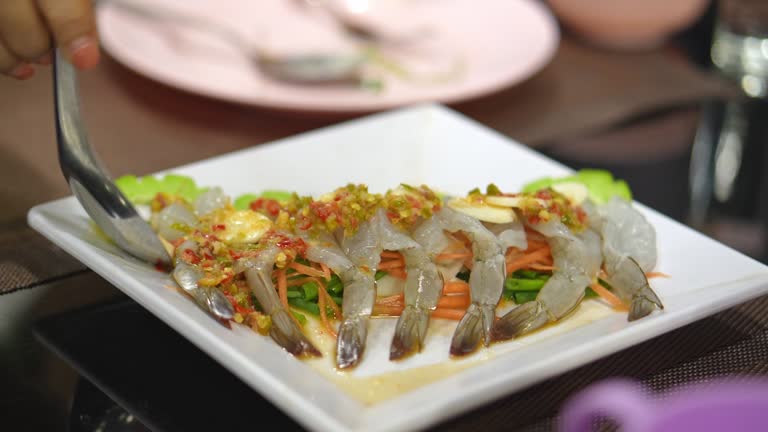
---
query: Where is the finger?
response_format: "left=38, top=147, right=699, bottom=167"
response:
left=36, top=0, right=99, bottom=70
left=0, top=40, right=34, bottom=79
left=0, top=0, right=51, bottom=62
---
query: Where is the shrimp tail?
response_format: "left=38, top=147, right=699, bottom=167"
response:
left=336, top=315, right=368, bottom=369
left=449, top=303, right=495, bottom=356
left=245, top=265, right=321, bottom=358
left=389, top=305, right=430, bottom=360
left=490, top=301, right=550, bottom=341
left=628, top=282, right=664, bottom=321
left=607, top=257, right=664, bottom=321
left=174, top=261, right=235, bottom=322
left=269, top=308, right=322, bottom=357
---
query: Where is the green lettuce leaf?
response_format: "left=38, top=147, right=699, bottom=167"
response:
left=115, top=173, right=209, bottom=204
left=522, top=169, right=632, bottom=204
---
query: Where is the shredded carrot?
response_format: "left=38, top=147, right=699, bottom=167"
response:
left=435, top=252, right=472, bottom=261
left=376, top=293, right=405, bottom=305
left=443, top=280, right=470, bottom=294
left=385, top=267, right=408, bottom=280
left=524, top=240, right=550, bottom=251
left=437, top=294, right=469, bottom=309
left=646, top=271, right=670, bottom=279
left=317, top=262, right=332, bottom=281
left=316, top=281, right=332, bottom=335
left=380, top=251, right=403, bottom=259
left=590, top=282, right=628, bottom=311
left=372, top=304, right=404, bottom=316
left=378, top=259, right=406, bottom=270
left=431, top=308, right=465, bottom=320
left=276, top=269, right=288, bottom=308
left=373, top=304, right=465, bottom=321
left=506, top=247, right=552, bottom=273
left=529, top=263, right=556, bottom=271
left=287, top=261, right=326, bottom=278
left=286, top=276, right=316, bottom=287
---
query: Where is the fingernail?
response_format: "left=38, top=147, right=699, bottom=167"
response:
left=10, top=63, right=35, bottom=80
left=69, top=36, right=100, bottom=70
left=36, top=53, right=52, bottom=66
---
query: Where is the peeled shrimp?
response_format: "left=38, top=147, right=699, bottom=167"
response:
left=239, top=244, right=321, bottom=357
left=335, top=208, right=429, bottom=368
left=597, top=197, right=663, bottom=320
left=491, top=224, right=603, bottom=341
left=389, top=224, right=443, bottom=361
left=172, top=240, right=235, bottom=323
left=420, top=207, right=506, bottom=356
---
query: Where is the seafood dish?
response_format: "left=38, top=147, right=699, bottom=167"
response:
left=115, top=169, right=665, bottom=370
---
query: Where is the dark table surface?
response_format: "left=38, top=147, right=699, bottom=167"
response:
left=2, top=4, right=768, bottom=431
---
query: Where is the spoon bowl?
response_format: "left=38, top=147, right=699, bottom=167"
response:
left=53, top=49, right=170, bottom=265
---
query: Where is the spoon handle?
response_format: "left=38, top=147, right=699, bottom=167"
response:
left=53, top=48, right=170, bottom=265
left=53, top=48, right=133, bottom=218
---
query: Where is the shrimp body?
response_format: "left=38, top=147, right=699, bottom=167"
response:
left=335, top=208, right=426, bottom=368
left=598, top=197, right=663, bottom=320
left=241, top=245, right=321, bottom=358
left=420, top=207, right=505, bottom=356
left=491, top=223, right=602, bottom=341
left=172, top=240, right=234, bottom=324
left=389, top=222, right=444, bottom=361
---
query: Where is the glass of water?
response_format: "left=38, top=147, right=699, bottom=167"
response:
left=711, top=0, right=768, bottom=97
left=688, top=0, right=768, bottom=262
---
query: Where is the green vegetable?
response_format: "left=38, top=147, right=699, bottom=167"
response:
left=115, top=173, right=208, bottom=204
left=503, top=270, right=606, bottom=304
left=375, top=270, right=388, bottom=281
left=326, top=275, right=343, bottom=295
left=505, top=278, right=547, bottom=291
left=513, top=291, right=539, bottom=304
left=290, top=310, right=308, bottom=325
left=289, top=298, right=320, bottom=316
left=512, top=269, right=550, bottom=280
left=302, top=282, right=319, bottom=302
left=521, top=169, right=632, bottom=204
left=233, top=190, right=293, bottom=210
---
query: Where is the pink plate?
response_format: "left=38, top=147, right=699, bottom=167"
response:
left=97, top=0, right=560, bottom=113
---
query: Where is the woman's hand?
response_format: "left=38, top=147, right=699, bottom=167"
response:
left=0, top=0, right=99, bottom=79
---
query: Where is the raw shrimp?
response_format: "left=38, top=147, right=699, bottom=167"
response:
left=239, top=244, right=321, bottom=357
left=156, top=194, right=235, bottom=324
left=335, top=208, right=429, bottom=368
left=172, top=240, right=235, bottom=324
left=389, top=226, right=443, bottom=361
left=421, top=207, right=506, bottom=356
left=491, top=223, right=603, bottom=341
left=598, top=197, right=663, bottom=320
left=300, top=230, right=373, bottom=367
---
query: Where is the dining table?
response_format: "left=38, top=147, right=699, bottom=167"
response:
left=2, top=4, right=768, bottom=431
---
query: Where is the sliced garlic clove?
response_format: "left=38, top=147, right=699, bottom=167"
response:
left=447, top=198, right=516, bottom=223
left=485, top=195, right=547, bottom=208
left=551, top=182, right=589, bottom=205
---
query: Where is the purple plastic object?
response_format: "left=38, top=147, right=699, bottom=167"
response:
left=558, top=377, right=768, bottom=432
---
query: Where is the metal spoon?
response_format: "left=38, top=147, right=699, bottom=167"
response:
left=53, top=48, right=170, bottom=265
left=107, top=0, right=368, bottom=85
left=53, top=49, right=234, bottom=323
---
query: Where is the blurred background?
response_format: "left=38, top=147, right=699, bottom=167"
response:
left=1, top=0, right=768, bottom=431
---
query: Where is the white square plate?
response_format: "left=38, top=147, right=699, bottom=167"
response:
left=28, top=104, right=768, bottom=432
